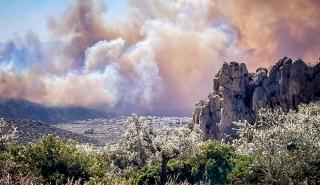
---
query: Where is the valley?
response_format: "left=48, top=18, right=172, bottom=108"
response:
left=53, top=116, right=192, bottom=145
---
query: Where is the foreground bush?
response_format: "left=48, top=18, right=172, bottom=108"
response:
left=7, top=135, right=105, bottom=184
left=234, top=102, right=320, bottom=184
left=132, top=141, right=239, bottom=185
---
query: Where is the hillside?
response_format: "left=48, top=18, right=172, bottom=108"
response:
left=0, top=98, right=112, bottom=123
left=6, top=119, right=99, bottom=144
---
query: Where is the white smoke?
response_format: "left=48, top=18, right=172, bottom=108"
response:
left=0, top=0, right=319, bottom=115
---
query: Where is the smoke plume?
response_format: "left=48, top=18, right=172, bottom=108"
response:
left=0, top=0, right=319, bottom=115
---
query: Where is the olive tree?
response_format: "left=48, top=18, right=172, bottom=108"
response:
left=153, top=124, right=203, bottom=185
left=233, top=102, right=320, bottom=184
left=108, top=115, right=203, bottom=184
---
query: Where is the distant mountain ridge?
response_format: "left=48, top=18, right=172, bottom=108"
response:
left=0, top=98, right=112, bottom=123
left=7, top=119, right=99, bottom=144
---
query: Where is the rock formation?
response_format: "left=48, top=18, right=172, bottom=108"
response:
left=193, top=57, right=320, bottom=140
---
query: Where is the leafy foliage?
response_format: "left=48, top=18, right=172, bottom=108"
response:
left=233, top=102, right=320, bottom=184
left=8, top=135, right=104, bottom=184
left=227, top=155, right=264, bottom=184
left=107, top=115, right=203, bottom=177
left=133, top=141, right=238, bottom=185
left=132, top=165, right=161, bottom=185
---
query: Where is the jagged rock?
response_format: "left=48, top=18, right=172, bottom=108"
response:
left=193, top=57, right=320, bottom=140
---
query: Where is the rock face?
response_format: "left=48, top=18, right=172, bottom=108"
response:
left=193, top=57, right=320, bottom=140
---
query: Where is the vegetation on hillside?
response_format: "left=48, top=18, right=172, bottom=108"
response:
left=1, top=102, right=320, bottom=184
left=0, top=118, right=17, bottom=151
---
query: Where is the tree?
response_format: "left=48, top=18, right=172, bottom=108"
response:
left=233, top=102, right=320, bottom=184
left=108, top=114, right=203, bottom=184
left=153, top=124, right=203, bottom=185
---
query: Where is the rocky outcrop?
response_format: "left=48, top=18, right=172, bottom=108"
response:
left=193, top=57, right=320, bottom=140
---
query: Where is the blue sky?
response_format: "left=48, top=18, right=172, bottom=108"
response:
left=0, top=0, right=129, bottom=42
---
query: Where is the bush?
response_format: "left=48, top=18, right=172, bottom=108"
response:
left=198, top=141, right=235, bottom=183
left=132, top=141, right=237, bottom=185
left=88, top=175, right=129, bottom=185
left=7, top=135, right=104, bottom=184
left=227, top=155, right=264, bottom=184
left=233, top=102, right=320, bottom=184
left=132, top=165, right=161, bottom=185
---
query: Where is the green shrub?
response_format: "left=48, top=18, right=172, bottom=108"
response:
left=8, top=135, right=104, bottom=184
left=198, top=141, right=235, bottom=184
left=132, top=141, right=237, bottom=185
left=132, top=165, right=161, bottom=185
left=227, top=155, right=265, bottom=184
left=167, top=159, right=193, bottom=183
left=88, top=175, right=129, bottom=185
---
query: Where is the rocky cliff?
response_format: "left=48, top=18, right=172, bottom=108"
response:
left=193, top=57, right=320, bottom=140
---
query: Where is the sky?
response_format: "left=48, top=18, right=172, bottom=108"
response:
left=0, top=0, right=129, bottom=41
left=0, top=0, right=319, bottom=116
